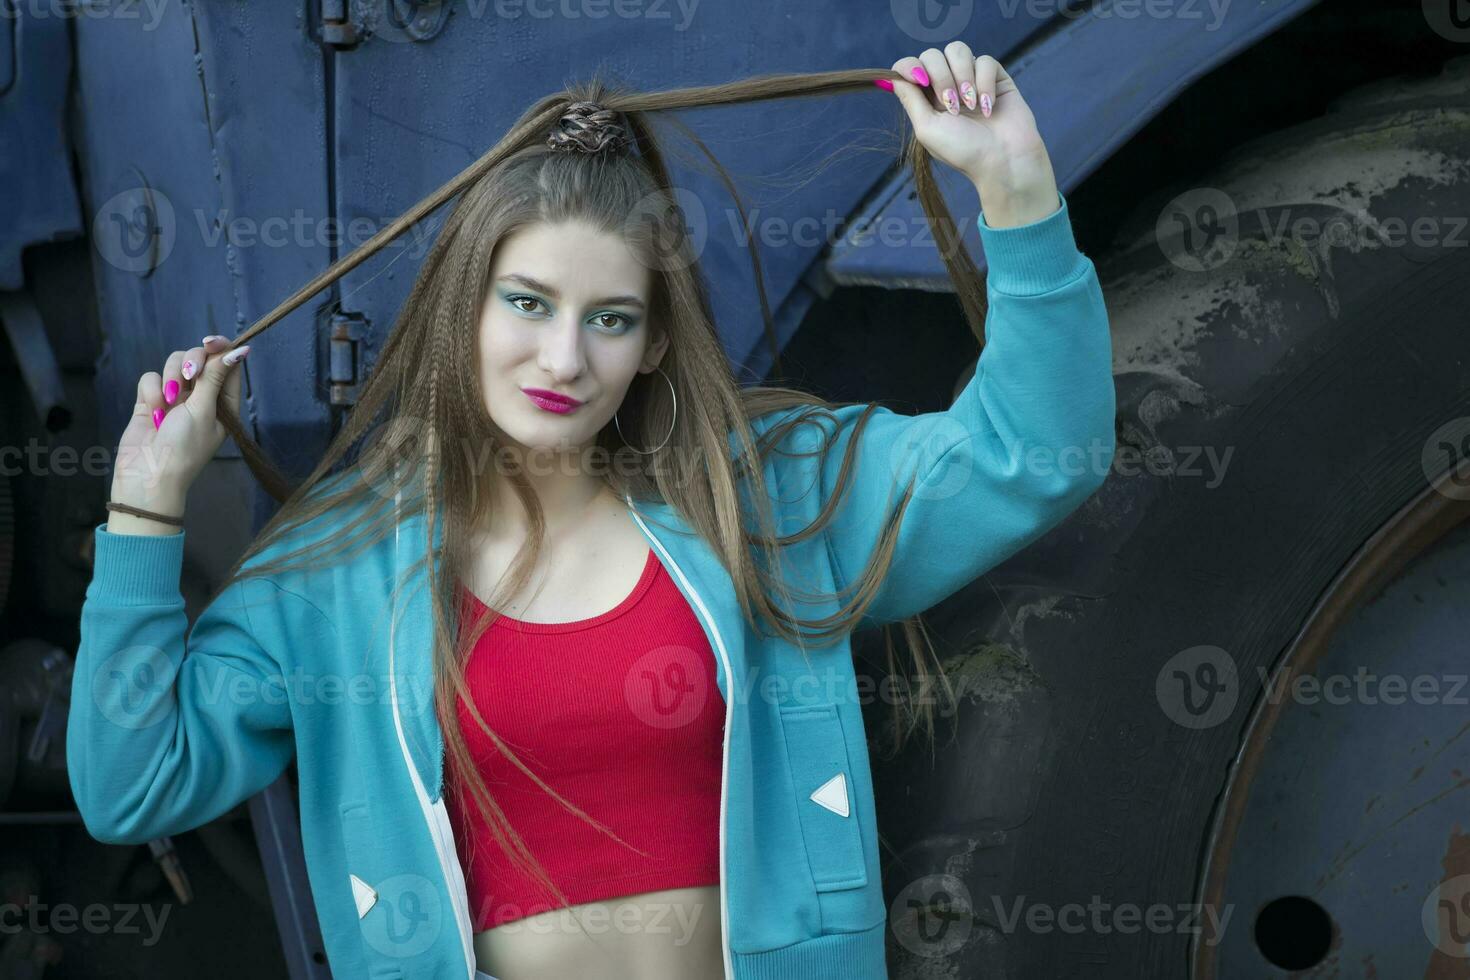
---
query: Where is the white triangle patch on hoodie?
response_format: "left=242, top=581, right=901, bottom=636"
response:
left=809, top=772, right=849, bottom=818
left=350, top=873, right=378, bottom=918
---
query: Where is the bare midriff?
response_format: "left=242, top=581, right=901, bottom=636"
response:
left=473, top=883, right=723, bottom=979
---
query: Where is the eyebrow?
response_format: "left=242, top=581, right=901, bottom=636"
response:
left=497, top=274, right=646, bottom=311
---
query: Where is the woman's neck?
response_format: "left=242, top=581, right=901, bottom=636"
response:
left=477, top=475, right=618, bottom=544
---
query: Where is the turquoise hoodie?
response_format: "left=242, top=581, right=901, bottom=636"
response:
left=67, top=191, right=1115, bottom=980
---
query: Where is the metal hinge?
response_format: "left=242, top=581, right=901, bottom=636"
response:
left=319, top=0, right=450, bottom=48
left=320, top=0, right=359, bottom=48
left=327, top=311, right=367, bottom=406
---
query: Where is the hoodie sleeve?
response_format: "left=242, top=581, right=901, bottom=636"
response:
left=798, top=191, right=1116, bottom=629
left=66, top=524, right=321, bottom=845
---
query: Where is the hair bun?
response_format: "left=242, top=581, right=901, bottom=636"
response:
left=546, top=101, right=632, bottom=156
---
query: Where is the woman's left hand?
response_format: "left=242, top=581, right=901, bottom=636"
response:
left=880, top=41, right=1058, bottom=224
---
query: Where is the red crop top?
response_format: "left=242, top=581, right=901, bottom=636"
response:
left=445, top=546, right=724, bottom=931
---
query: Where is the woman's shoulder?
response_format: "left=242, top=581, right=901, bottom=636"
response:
left=738, top=392, right=873, bottom=459
left=239, top=468, right=390, bottom=578
left=736, top=387, right=840, bottom=443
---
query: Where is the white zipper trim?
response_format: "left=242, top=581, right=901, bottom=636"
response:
left=392, top=488, right=478, bottom=980
left=626, top=496, right=735, bottom=980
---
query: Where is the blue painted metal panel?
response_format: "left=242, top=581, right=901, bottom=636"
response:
left=0, top=10, right=81, bottom=289
left=325, top=1, right=1061, bottom=383
left=11, top=2, right=1330, bottom=461
left=71, top=4, right=331, bottom=474
left=0, top=13, right=12, bottom=93
left=825, top=0, right=1322, bottom=301
left=17, top=0, right=1332, bottom=455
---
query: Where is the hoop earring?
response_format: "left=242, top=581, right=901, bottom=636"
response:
left=614, top=365, right=676, bottom=455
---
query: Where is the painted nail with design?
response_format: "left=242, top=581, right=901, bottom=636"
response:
left=943, top=88, right=959, bottom=114
left=960, top=82, right=977, bottom=110
left=980, top=92, right=993, bottom=117
left=182, top=359, right=195, bottom=380
left=910, top=65, right=930, bottom=87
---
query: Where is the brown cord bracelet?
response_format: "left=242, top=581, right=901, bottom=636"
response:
left=105, top=501, right=185, bottom=527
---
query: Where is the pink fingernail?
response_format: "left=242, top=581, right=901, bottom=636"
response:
left=873, top=78, right=894, bottom=92
left=911, top=66, right=930, bottom=86
left=981, top=92, right=993, bottom=117
left=961, top=81, right=977, bottom=110
left=164, top=379, right=179, bottom=404
left=182, top=359, right=195, bottom=380
left=943, top=88, right=959, bottom=114
left=153, top=408, right=165, bottom=429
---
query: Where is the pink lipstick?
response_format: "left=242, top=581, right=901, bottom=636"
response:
left=522, top=387, right=583, bottom=414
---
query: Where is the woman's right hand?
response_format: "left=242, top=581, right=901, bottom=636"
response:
left=110, top=335, right=252, bottom=514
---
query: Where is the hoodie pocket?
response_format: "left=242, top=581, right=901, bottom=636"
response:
left=339, top=800, right=442, bottom=968
left=778, top=703, right=868, bottom=892
left=340, top=801, right=385, bottom=922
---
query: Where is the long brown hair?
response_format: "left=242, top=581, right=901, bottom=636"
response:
left=194, top=66, right=985, bottom=916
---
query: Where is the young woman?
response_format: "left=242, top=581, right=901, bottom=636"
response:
left=69, top=43, right=1115, bottom=980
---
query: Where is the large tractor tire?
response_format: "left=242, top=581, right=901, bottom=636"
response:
left=871, top=56, right=1470, bottom=979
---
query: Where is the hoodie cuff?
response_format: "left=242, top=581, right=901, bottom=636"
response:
left=976, top=191, right=1087, bottom=297
left=89, top=522, right=186, bottom=605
